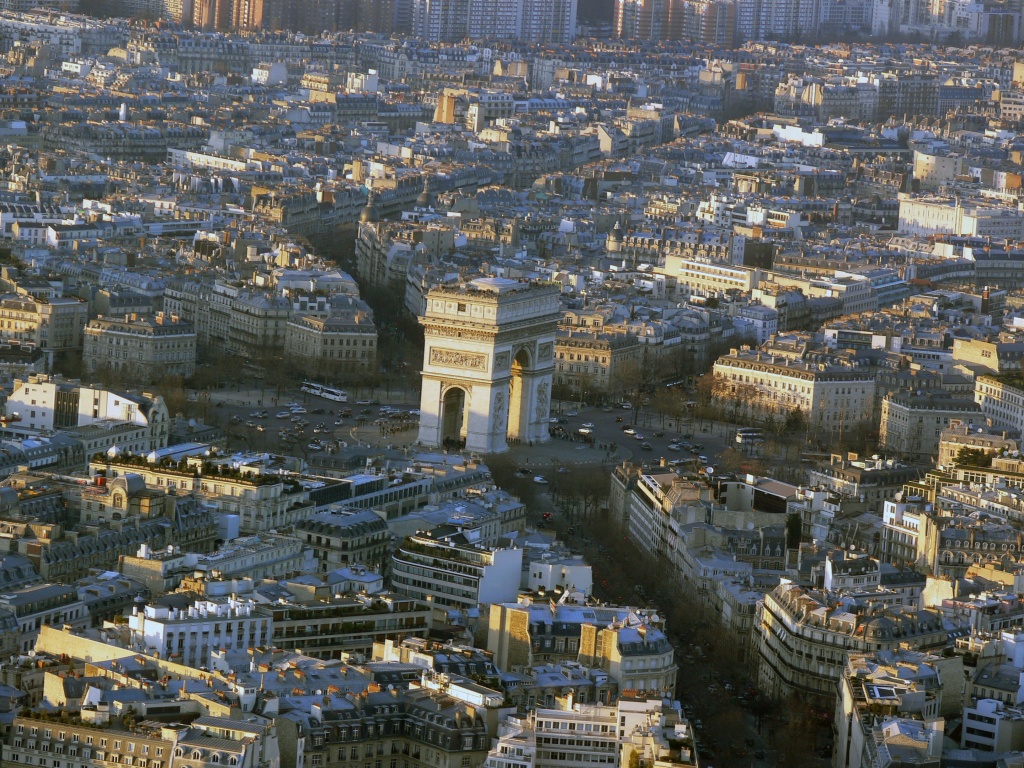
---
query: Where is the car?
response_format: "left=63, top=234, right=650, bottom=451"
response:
left=542, top=512, right=553, bottom=520
left=409, top=409, right=420, bottom=415
left=256, top=425, right=265, bottom=432
left=246, top=421, right=256, bottom=427
left=653, top=431, right=666, bottom=438
left=548, top=417, right=559, bottom=424
left=667, top=443, right=681, bottom=451
left=334, top=420, right=343, bottom=426
left=578, top=428, right=592, bottom=435
left=307, top=443, right=321, bottom=450
left=340, top=409, right=353, bottom=417
left=314, top=426, right=323, bottom=433
left=286, top=401, right=300, bottom=408
left=276, top=412, right=290, bottom=418
left=516, top=468, right=531, bottom=477
left=249, top=411, right=261, bottom=417
left=699, top=455, right=709, bottom=464
left=615, top=416, right=624, bottom=422
left=291, top=407, right=307, bottom=414
left=566, top=410, right=578, bottom=417
left=533, top=476, right=548, bottom=484
left=557, top=417, right=568, bottom=424
left=360, top=408, right=372, bottom=414
left=640, top=442, right=653, bottom=451
left=291, top=416, right=302, bottom=422
left=620, top=402, right=632, bottom=409
left=582, top=422, right=594, bottom=428
left=623, top=427, right=636, bottom=435
left=633, top=433, right=645, bottom=440
left=602, top=407, right=612, bottom=412
left=557, top=466, right=570, bottom=473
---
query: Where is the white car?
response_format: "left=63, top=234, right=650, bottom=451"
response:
left=578, top=427, right=592, bottom=435
left=276, top=412, right=290, bottom=418
left=633, top=433, right=645, bottom=440
left=582, top=422, right=595, bottom=428
left=667, top=443, right=681, bottom=451
left=548, top=417, right=559, bottom=424
left=291, top=406, right=307, bottom=414
left=623, top=428, right=636, bottom=435
left=533, top=476, right=548, bottom=484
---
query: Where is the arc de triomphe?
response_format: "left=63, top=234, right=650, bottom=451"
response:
left=416, top=278, right=560, bottom=454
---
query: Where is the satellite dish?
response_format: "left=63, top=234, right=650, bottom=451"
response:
left=747, top=522, right=755, bottom=530
left=706, top=467, right=714, bottom=475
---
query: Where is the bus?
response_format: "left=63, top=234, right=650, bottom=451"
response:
left=736, top=427, right=764, bottom=445
left=301, top=382, right=349, bottom=403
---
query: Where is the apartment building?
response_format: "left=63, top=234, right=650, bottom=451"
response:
left=976, top=374, right=1024, bottom=434
left=660, top=255, right=764, bottom=298
left=83, top=312, right=197, bottom=383
left=6, top=375, right=169, bottom=450
left=712, top=348, right=876, bottom=428
left=937, top=420, right=1017, bottom=470
left=294, top=509, right=391, bottom=573
left=261, top=589, right=430, bottom=659
left=879, top=391, right=981, bottom=462
left=391, top=530, right=523, bottom=613
left=280, top=686, right=490, bottom=768
left=3, top=717, right=178, bottom=768
left=0, top=294, right=88, bottom=351
left=755, top=581, right=965, bottom=707
left=0, top=583, right=89, bottom=654
left=554, top=327, right=644, bottom=398
left=2, top=715, right=274, bottom=768
left=91, top=455, right=314, bottom=534
left=127, top=594, right=271, bottom=667
left=834, top=649, right=952, bottom=768
left=120, top=534, right=315, bottom=594
left=898, top=196, right=1024, bottom=239
left=808, top=454, right=920, bottom=507
left=284, top=311, right=377, bottom=372
left=578, top=616, right=677, bottom=696
left=486, top=594, right=666, bottom=676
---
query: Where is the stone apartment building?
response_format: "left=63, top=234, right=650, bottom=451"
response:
left=755, top=580, right=966, bottom=707
left=285, top=301, right=378, bottom=373
left=82, top=312, right=197, bottom=382
left=90, top=454, right=314, bottom=534
left=278, top=687, right=491, bottom=768
left=293, top=509, right=391, bottom=574
left=712, top=348, right=876, bottom=429
left=879, top=390, right=982, bottom=462
left=0, top=294, right=88, bottom=352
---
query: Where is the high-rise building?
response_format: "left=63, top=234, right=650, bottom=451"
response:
left=615, top=0, right=666, bottom=37
left=416, top=0, right=575, bottom=40
left=411, top=0, right=469, bottom=40
left=356, top=0, right=394, bottom=32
